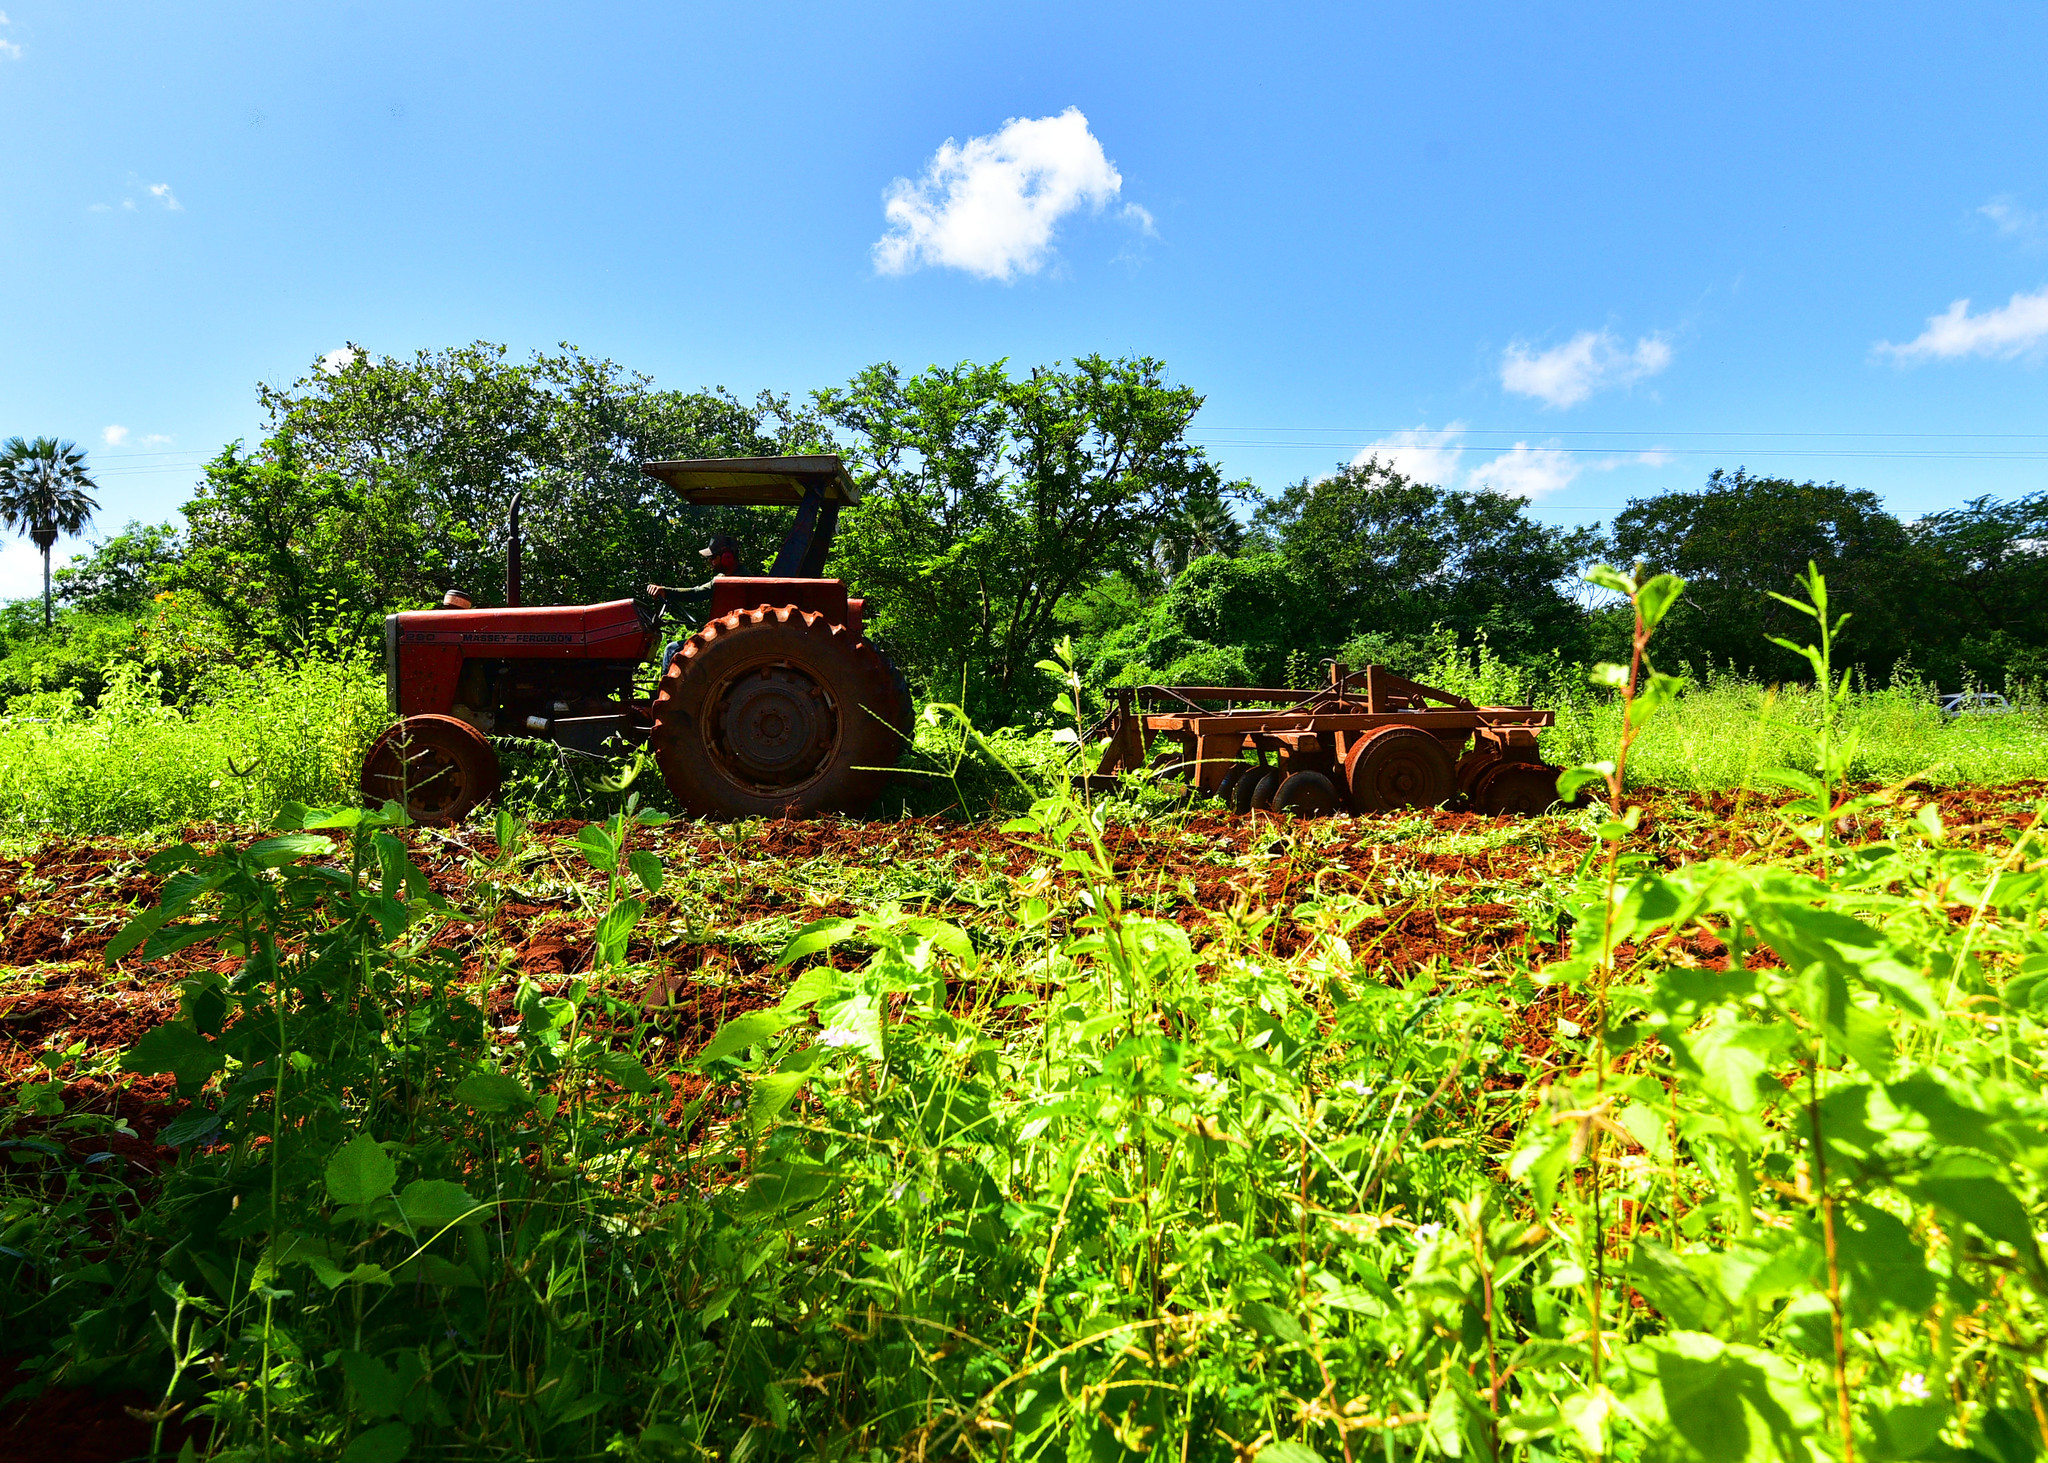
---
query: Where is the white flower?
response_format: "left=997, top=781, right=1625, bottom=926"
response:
left=1900, top=1372, right=1930, bottom=1401
left=1337, top=1080, right=1372, bottom=1097
left=1413, top=1223, right=1443, bottom=1243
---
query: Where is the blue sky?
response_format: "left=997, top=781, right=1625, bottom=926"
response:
left=4, top=2, right=2047, bottom=597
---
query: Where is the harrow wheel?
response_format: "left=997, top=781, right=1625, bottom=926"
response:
left=1275, top=770, right=1341, bottom=817
left=1215, top=764, right=1250, bottom=807
left=360, top=714, right=501, bottom=825
left=1344, top=725, right=1455, bottom=813
left=1247, top=767, right=1284, bottom=813
left=1472, top=759, right=1568, bottom=816
left=1232, top=765, right=1271, bottom=815
left=651, top=606, right=911, bottom=819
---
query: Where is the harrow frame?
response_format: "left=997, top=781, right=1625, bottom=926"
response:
left=1085, top=663, right=1568, bottom=816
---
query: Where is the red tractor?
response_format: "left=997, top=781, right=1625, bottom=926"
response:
left=361, top=455, right=913, bottom=823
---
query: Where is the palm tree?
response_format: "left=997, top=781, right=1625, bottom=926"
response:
left=0, top=437, right=101, bottom=629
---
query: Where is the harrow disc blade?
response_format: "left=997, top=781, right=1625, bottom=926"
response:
left=1473, top=760, right=1569, bottom=816
left=1344, top=726, right=1455, bottom=812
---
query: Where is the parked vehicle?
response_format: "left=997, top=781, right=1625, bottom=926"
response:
left=1939, top=691, right=2012, bottom=719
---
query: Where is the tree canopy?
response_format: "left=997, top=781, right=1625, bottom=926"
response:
left=819, top=355, right=1227, bottom=719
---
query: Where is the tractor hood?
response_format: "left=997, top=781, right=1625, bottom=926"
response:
left=639, top=454, right=860, bottom=506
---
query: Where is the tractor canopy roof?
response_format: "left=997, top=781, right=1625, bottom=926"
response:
left=639, top=454, right=860, bottom=507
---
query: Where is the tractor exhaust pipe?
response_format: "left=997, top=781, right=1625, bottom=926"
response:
left=505, top=491, right=523, bottom=607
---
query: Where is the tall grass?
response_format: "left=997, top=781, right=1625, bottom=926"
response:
left=1423, top=639, right=2048, bottom=789
left=0, top=657, right=387, bottom=837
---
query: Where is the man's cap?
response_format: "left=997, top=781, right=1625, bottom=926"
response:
left=440, top=589, right=473, bottom=609
left=699, top=532, right=742, bottom=560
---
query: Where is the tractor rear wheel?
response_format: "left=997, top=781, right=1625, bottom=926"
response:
left=651, top=606, right=911, bottom=819
left=360, top=714, right=500, bottom=825
left=1344, top=726, right=1455, bottom=813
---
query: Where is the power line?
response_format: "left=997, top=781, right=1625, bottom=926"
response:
left=1190, top=440, right=2048, bottom=461
left=1195, top=426, right=2048, bottom=439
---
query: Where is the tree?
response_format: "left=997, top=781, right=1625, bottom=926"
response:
left=1904, top=492, right=2048, bottom=690
left=0, top=436, right=101, bottom=629
left=53, top=521, right=183, bottom=616
left=258, top=342, right=819, bottom=607
left=818, top=356, right=1223, bottom=720
left=1251, top=456, right=1601, bottom=664
left=1608, top=469, right=1923, bottom=681
left=176, top=439, right=447, bottom=652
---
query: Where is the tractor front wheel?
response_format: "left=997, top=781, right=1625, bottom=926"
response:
left=651, top=606, right=912, bottom=819
left=360, top=714, right=501, bottom=825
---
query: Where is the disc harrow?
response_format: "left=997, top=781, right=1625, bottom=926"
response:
left=1085, top=663, right=1572, bottom=818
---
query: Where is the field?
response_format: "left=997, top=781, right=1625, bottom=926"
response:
left=1, top=758, right=2046, bottom=1461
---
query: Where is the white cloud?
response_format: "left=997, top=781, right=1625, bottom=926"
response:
left=873, top=108, right=1127, bottom=281
left=1466, top=444, right=1582, bottom=499
left=101, top=425, right=129, bottom=446
left=147, top=182, right=182, bottom=211
left=318, top=346, right=362, bottom=375
left=1350, top=425, right=1666, bottom=501
left=1981, top=195, right=2048, bottom=244
left=0, top=39, right=20, bottom=61
left=120, top=198, right=136, bottom=211
left=0, top=537, right=77, bottom=601
left=1500, top=329, right=1673, bottom=408
left=1350, top=423, right=1468, bottom=487
left=142, top=433, right=172, bottom=447
left=1876, top=286, right=2048, bottom=363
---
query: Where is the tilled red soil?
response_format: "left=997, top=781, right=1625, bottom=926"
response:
left=0, top=778, right=2038, bottom=1117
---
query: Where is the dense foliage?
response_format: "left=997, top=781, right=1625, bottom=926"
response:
left=10, top=345, right=2046, bottom=746
left=2, top=575, right=2047, bottom=1463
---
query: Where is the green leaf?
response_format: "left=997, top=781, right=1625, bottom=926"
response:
left=452, top=1071, right=532, bottom=1114
left=739, top=1161, right=841, bottom=1216
left=816, top=988, right=886, bottom=1061
left=1912, top=1168, right=2035, bottom=1250
left=593, top=897, right=644, bottom=967
left=774, top=917, right=859, bottom=968
left=1557, top=762, right=1614, bottom=802
left=1636, top=573, right=1685, bottom=629
left=245, top=832, right=333, bottom=868
left=341, top=1421, right=411, bottom=1463
left=308, top=1255, right=393, bottom=1289
left=698, top=1008, right=794, bottom=1066
left=1584, top=563, right=1635, bottom=596
left=747, top=1071, right=806, bottom=1137
left=589, top=1050, right=657, bottom=1095
left=575, top=824, right=618, bottom=874
left=1835, top=1202, right=1937, bottom=1323
left=1256, top=1445, right=1326, bottom=1463
left=325, top=1133, right=397, bottom=1205
left=120, top=1022, right=225, bottom=1098
left=1240, top=1299, right=1306, bottom=1345
left=397, top=1179, right=482, bottom=1234
left=1618, top=1332, right=1824, bottom=1462
left=341, top=1352, right=407, bottom=1419
left=627, top=849, right=664, bottom=896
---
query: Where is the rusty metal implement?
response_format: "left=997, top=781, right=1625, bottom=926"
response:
left=1084, top=663, right=1569, bottom=817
